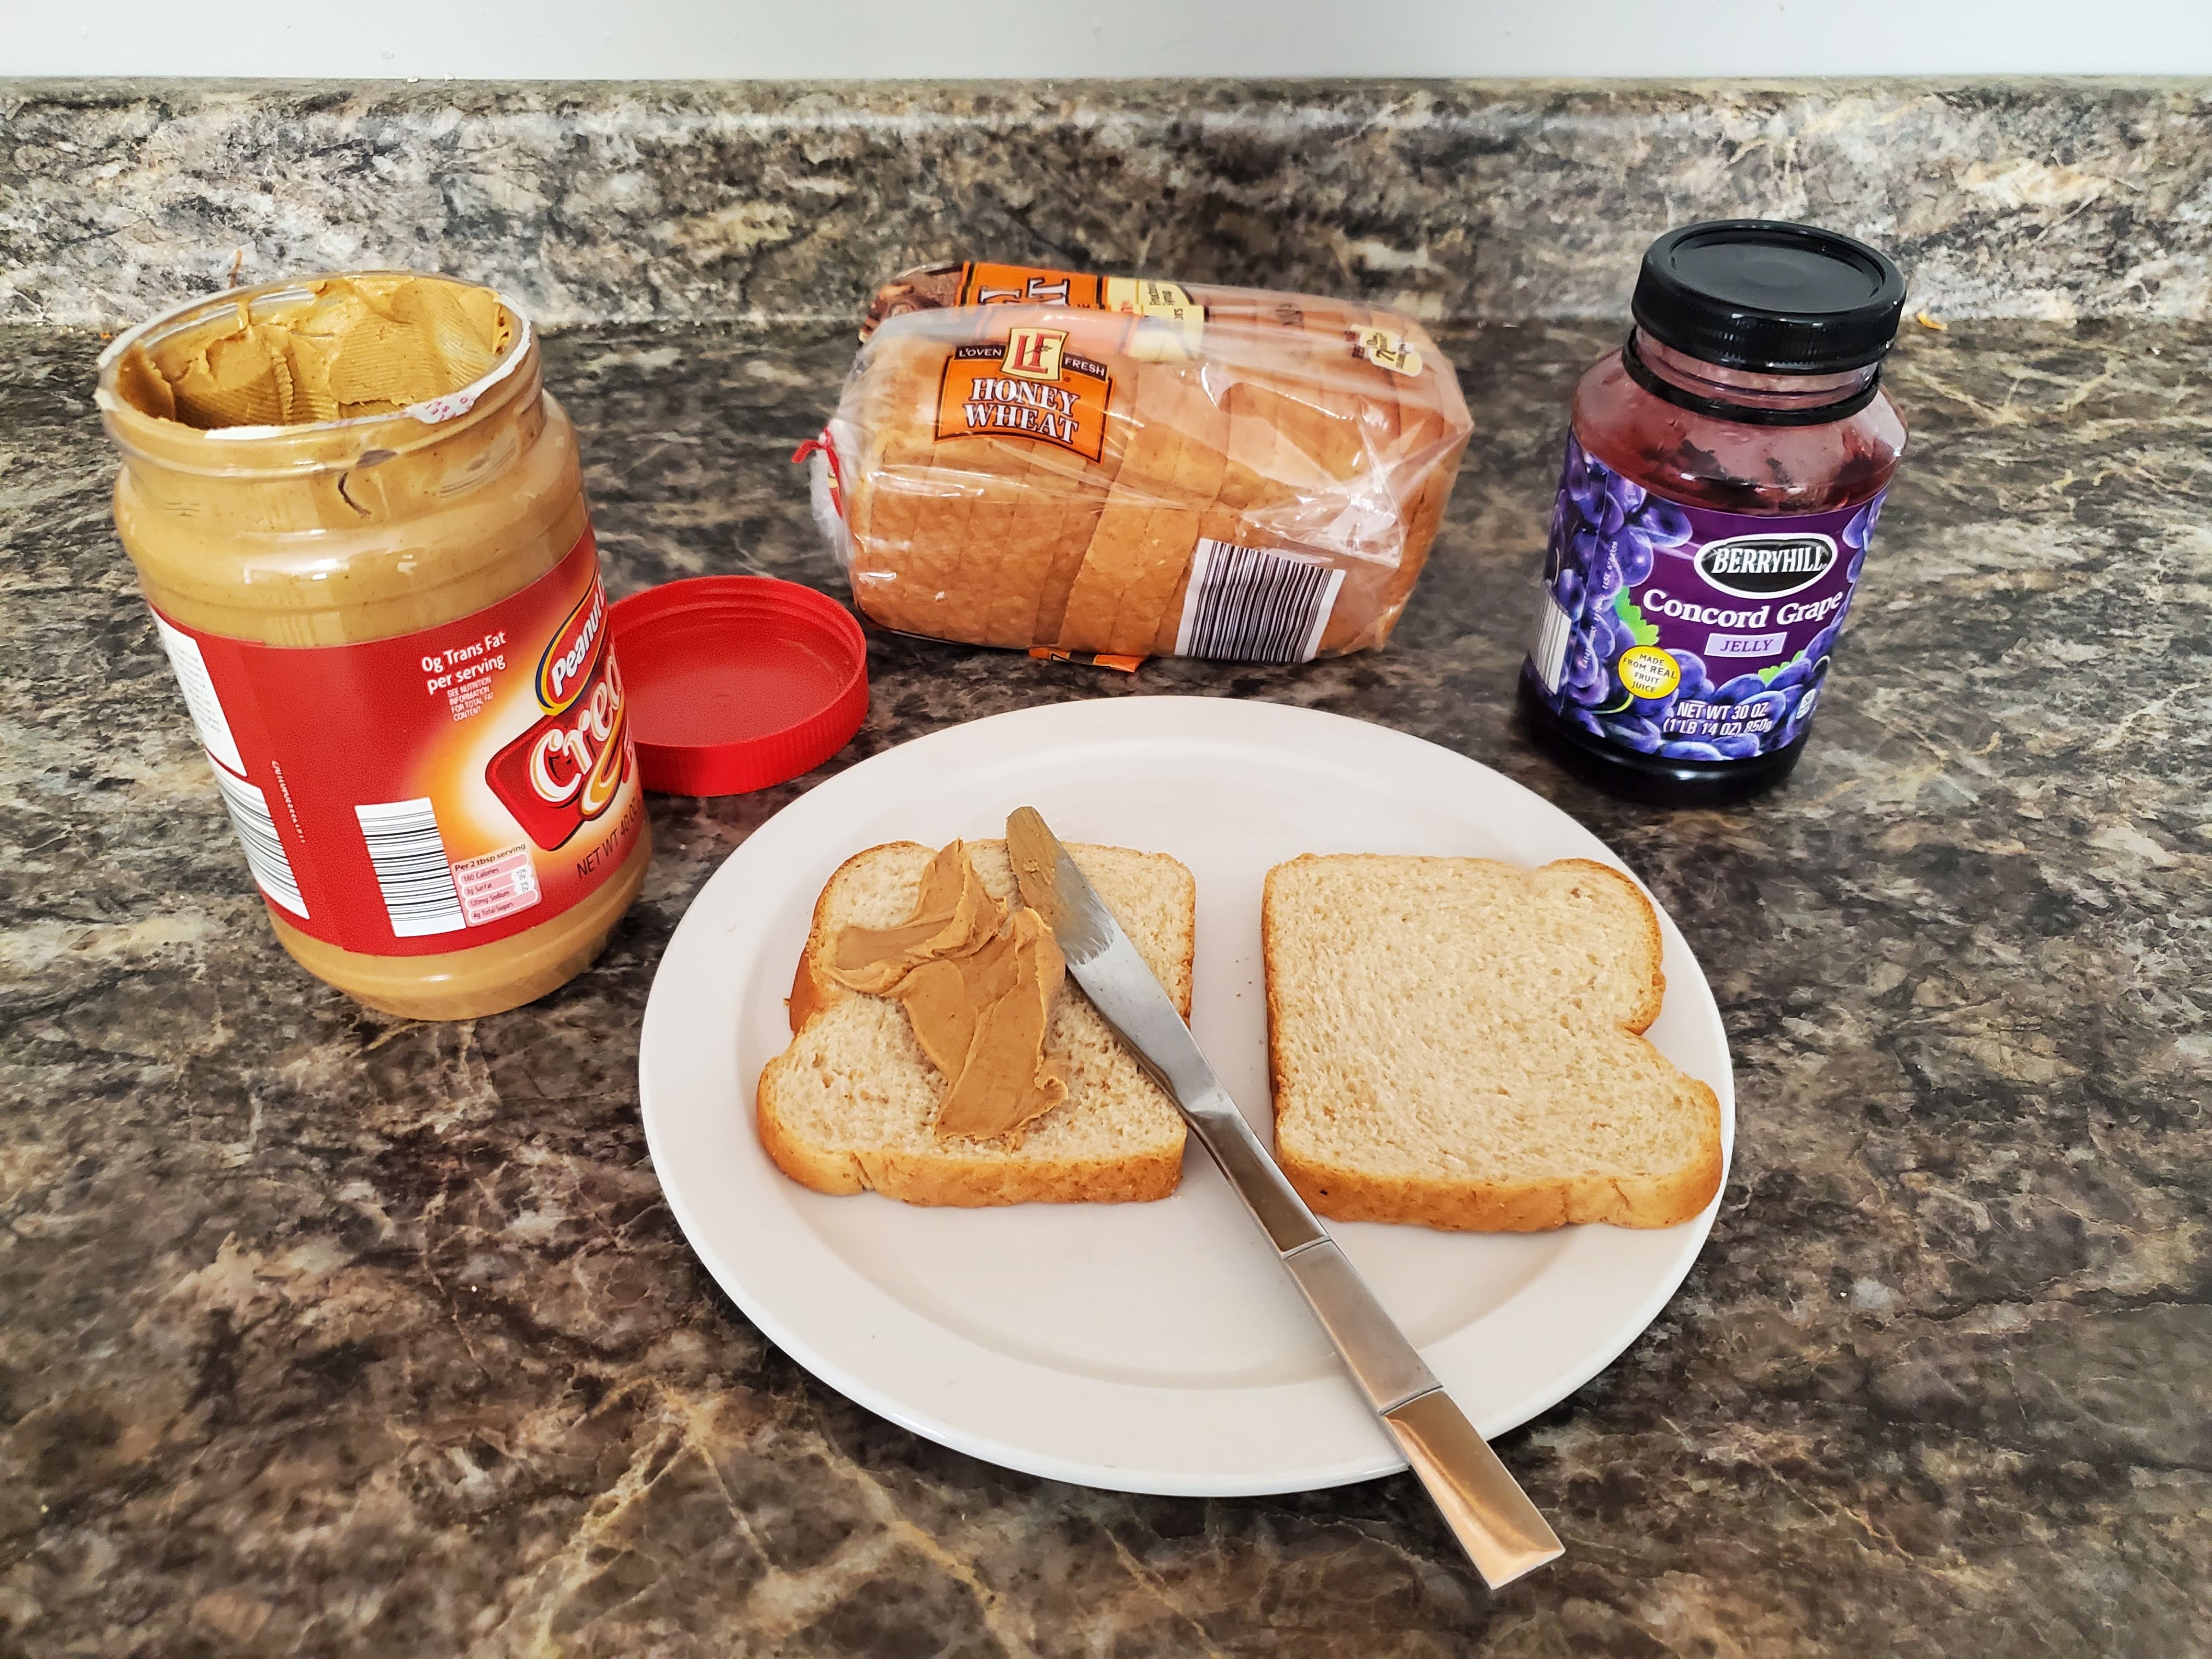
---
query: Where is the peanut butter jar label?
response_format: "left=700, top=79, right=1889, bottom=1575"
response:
left=151, top=527, right=645, bottom=956
left=933, top=332, right=1113, bottom=462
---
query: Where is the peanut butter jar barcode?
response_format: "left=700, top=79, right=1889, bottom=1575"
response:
left=353, top=799, right=466, bottom=938
left=208, top=765, right=308, bottom=918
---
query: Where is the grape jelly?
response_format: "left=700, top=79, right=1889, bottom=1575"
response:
left=1520, top=219, right=1908, bottom=805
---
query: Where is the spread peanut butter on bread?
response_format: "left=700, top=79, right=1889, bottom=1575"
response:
left=825, top=840, right=1070, bottom=1143
left=827, top=838, right=1004, bottom=993
left=809, top=261, right=1475, bottom=664
left=759, top=839, right=1194, bottom=1206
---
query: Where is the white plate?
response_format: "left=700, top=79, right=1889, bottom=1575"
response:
left=639, top=697, right=1733, bottom=1497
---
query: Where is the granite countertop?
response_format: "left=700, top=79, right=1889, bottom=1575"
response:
left=11, top=78, right=2212, bottom=329
left=3, top=313, right=2206, bottom=1657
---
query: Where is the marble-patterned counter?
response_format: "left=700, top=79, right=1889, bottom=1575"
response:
left=7, top=78, right=2212, bottom=329
left=2, top=312, right=2206, bottom=1657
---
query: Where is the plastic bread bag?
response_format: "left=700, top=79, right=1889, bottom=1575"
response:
left=800, top=262, right=1473, bottom=664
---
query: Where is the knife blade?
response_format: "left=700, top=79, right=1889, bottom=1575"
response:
left=1006, top=806, right=1564, bottom=1589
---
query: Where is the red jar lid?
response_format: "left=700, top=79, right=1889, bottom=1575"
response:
left=608, top=576, right=868, bottom=796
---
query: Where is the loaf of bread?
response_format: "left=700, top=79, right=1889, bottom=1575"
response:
left=812, top=264, right=1474, bottom=663
left=760, top=838, right=1195, bottom=1206
left=1264, top=855, right=1725, bottom=1231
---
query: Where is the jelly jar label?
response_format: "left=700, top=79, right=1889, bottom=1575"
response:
left=1526, top=431, right=1885, bottom=762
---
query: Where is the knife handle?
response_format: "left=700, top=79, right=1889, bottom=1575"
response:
left=1379, top=1388, right=1567, bottom=1589
left=1282, top=1241, right=1565, bottom=1588
left=1180, top=1091, right=1564, bottom=1589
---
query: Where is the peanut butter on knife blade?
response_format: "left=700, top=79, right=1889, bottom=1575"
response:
left=828, top=840, right=1069, bottom=1143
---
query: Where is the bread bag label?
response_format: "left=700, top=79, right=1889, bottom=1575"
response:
left=1173, top=538, right=1346, bottom=663
left=933, top=332, right=1114, bottom=461
left=150, top=528, right=645, bottom=954
left=1351, top=326, right=1424, bottom=376
left=958, top=262, right=1105, bottom=309
left=864, top=262, right=1204, bottom=356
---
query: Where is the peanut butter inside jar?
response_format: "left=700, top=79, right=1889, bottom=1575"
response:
left=98, top=272, right=651, bottom=1020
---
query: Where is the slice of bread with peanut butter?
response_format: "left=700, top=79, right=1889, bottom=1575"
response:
left=759, top=838, right=1194, bottom=1206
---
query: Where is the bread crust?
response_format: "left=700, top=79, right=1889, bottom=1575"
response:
left=1270, top=1113, right=1724, bottom=1232
left=755, top=1085, right=1185, bottom=1205
left=785, top=840, right=933, bottom=1035
left=1058, top=354, right=1230, bottom=656
left=1262, top=854, right=1720, bottom=1232
left=761, top=840, right=1194, bottom=1206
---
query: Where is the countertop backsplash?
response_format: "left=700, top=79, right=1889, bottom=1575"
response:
left=5, top=77, right=2210, bottom=329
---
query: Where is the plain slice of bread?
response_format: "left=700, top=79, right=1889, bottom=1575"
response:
left=1264, top=855, right=1723, bottom=1231
left=760, top=839, right=1193, bottom=1206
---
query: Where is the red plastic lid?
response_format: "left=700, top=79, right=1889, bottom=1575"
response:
left=607, top=576, right=869, bottom=796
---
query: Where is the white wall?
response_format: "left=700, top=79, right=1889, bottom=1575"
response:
left=10, top=0, right=2212, bottom=79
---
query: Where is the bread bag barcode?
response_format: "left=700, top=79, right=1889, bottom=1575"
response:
left=1528, top=585, right=1573, bottom=695
left=208, top=764, right=309, bottom=918
left=353, top=798, right=466, bottom=937
left=1174, top=539, right=1345, bottom=663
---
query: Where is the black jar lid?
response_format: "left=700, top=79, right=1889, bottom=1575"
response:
left=1632, top=219, right=1906, bottom=375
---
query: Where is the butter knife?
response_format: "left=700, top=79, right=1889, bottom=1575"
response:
left=1006, top=808, right=1564, bottom=1589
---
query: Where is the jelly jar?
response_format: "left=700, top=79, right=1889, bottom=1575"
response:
left=1519, top=220, right=1908, bottom=805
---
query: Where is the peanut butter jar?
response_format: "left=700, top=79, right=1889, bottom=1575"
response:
left=97, top=272, right=651, bottom=1019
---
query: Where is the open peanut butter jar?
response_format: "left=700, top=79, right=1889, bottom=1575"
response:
left=97, top=272, right=651, bottom=1019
